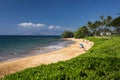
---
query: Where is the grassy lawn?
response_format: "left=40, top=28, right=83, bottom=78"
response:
left=1, top=37, right=120, bottom=80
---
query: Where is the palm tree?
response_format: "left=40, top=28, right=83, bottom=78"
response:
left=87, top=21, right=92, bottom=26
left=99, top=15, right=113, bottom=36
left=93, top=21, right=102, bottom=36
left=87, top=21, right=101, bottom=36
left=106, top=16, right=112, bottom=27
left=111, top=16, right=120, bottom=35
left=74, top=26, right=89, bottom=38
left=100, top=15, right=104, bottom=20
left=87, top=21, right=93, bottom=31
left=100, top=15, right=106, bottom=25
left=87, top=21, right=95, bottom=36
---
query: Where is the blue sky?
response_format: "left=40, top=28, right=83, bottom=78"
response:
left=0, top=0, right=120, bottom=35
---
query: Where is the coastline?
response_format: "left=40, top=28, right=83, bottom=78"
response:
left=0, top=39, right=74, bottom=62
left=0, top=38, right=93, bottom=78
left=0, top=41, right=71, bottom=63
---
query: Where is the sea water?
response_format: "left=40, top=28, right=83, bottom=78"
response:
left=0, top=35, right=73, bottom=62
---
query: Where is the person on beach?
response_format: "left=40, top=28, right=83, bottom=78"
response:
left=80, top=43, right=84, bottom=48
left=80, top=43, right=86, bottom=51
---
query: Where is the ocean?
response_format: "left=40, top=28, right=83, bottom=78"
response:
left=0, top=35, right=74, bottom=62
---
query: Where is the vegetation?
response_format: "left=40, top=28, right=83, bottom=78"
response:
left=62, top=15, right=118, bottom=38
left=86, top=15, right=113, bottom=36
left=74, top=26, right=89, bottom=38
left=111, top=16, right=120, bottom=35
left=61, top=30, right=74, bottom=38
left=2, top=37, right=120, bottom=80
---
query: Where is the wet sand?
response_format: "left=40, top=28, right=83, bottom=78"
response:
left=0, top=38, right=93, bottom=78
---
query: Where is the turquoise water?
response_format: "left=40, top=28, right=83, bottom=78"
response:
left=0, top=35, right=73, bottom=62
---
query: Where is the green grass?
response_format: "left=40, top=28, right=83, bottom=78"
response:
left=1, top=37, right=120, bottom=80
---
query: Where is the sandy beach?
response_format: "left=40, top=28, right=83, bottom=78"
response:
left=0, top=38, right=93, bottom=78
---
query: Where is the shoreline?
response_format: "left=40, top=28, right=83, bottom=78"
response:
left=0, top=39, right=74, bottom=62
left=0, top=38, right=93, bottom=78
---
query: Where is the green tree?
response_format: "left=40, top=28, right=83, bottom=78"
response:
left=100, top=15, right=106, bottom=25
left=100, top=15, right=104, bottom=25
left=111, top=16, right=120, bottom=34
left=106, top=16, right=113, bottom=27
left=61, top=30, right=74, bottom=38
left=94, top=21, right=102, bottom=28
left=100, top=15, right=104, bottom=20
left=87, top=21, right=92, bottom=28
left=74, top=26, right=89, bottom=38
left=88, top=21, right=101, bottom=36
left=87, top=21, right=93, bottom=31
left=98, top=15, right=113, bottom=36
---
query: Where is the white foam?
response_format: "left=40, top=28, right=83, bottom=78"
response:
left=46, top=45, right=65, bottom=50
left=30, top=40, right=74, bottom=54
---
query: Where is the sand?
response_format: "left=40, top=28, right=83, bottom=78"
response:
left=0, top=38, right=93, bottom=78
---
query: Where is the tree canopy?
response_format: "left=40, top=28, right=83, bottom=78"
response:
left=111, top=16, right=120, bottom=34
left=111, top=16, right=120, bottom=28
left=61, top=15, right=120, bottom=38
left=61, top=30, right=74, bottom=38
left=74, top=26, right=89, bottom=38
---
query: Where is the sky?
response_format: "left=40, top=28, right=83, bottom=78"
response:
left=0, top=0, right=120, bottom=35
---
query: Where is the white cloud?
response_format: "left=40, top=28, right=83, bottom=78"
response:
left=48, top=25, right=60, bottom=30
left=18, top=22, right=46, bottom=28
left=18, top=22, right=61, bottom=31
